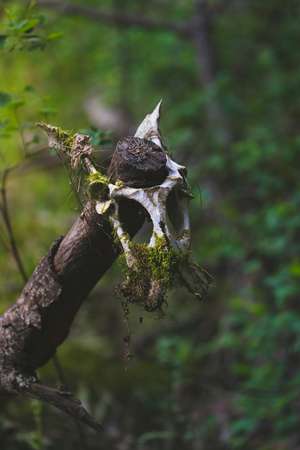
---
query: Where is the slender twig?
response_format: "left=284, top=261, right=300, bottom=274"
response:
left=25, top=383, right=103, bottom=433
left=0, top=167, right=28, bottom=283
left=0, top=226, right=10, bottom=252
left=37, top=0, right=193, bottom=38
left=51, top=350, right=87, bottom=446
left=52, top=353, right=68, bottom=387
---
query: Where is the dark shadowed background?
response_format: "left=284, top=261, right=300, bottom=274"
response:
left=0, top=1, right=300, bottom=449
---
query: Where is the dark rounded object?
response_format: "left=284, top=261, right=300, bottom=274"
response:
left=108, top=136, right=168, bottom=188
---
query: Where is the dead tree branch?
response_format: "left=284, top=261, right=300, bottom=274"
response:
left=38, top=0, right=193, bottom=38
left=0, top=165, right=69, bottom=391
left=25, top=383, right=103, bottom=432
left=0, top=127, right=159, bottom=431
left=0, top=167, right=28, bottom=283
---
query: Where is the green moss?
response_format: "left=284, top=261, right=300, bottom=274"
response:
left=87, top=171, right=109, bottom=186
left=135, top=235, right=177, bottom=284
left=120, top=236, right=187, bottom=313
left=38, top=122, right=75, bottom=152
left=115, top=179, right=124, bottom=188
left=54, top=126, right=76, bottom=152
left=87, top=171, right=109, bottom=199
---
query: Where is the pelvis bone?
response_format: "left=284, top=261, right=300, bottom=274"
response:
left=96, top=101, right=212, bottom=311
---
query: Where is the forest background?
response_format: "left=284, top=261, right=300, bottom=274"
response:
left=0, top=1, right=299, bottom=449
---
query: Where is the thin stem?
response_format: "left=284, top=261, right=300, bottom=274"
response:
left=52, top=351, right=87, bottom=448
left=0, top=224, right=10, bottom=252
left=0, top=168, right=28, bottom=283
left=52, top=353, right=68, bottom=387
left=25, top=383, right=102, bottom=433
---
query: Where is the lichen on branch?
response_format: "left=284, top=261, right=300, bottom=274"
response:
left=38, top=122, right=94, bottom=170
left=87, top=171, right=110, bottom=200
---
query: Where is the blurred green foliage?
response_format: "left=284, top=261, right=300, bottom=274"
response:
left=1, top=0, right=300, bottom=449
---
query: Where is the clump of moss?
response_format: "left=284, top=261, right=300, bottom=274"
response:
left=87, top=171, right=109, bottom=199
left=55, top=126, right=75, bottom=151
left=115, top=179, right=124, bottom=187
left=120, top=236, right=186, bottom=312
left=38, top=122, right=75, bottom=153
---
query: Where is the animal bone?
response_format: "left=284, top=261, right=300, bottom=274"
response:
left=96, top=101, right=211, bottom=308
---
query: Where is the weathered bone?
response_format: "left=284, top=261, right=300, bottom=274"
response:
left=39, top=107, right=211, bottom=312
left=134, top=99, right=163, bottom=148
left=95, top=101, right=211, bottom=303
left=108, top=155, right=191, bottom=251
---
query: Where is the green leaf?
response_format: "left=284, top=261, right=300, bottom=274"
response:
left=47, top=32, right=63, bottom=41
left=13, top=18, right=39, bottom=33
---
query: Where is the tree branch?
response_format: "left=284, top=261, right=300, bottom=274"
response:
left=37, top=0, right=193, bottom=38
left=25, top=383, right=103, bottom=433
left=0, top=167, right=28, bottom=283
left=0, top=127, right=160, bottom=431
left=0, top=166, right=69, bottom=391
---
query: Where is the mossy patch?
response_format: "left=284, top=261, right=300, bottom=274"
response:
left=120, top=236, right=187, bottom=313
left=55, top=126, right=75, bottom=150
left=87, top=171, right=109, bottom=199
left=38, top=122, right=75, bottom=153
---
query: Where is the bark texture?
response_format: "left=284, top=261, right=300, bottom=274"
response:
left=0, top=200, right=145, bottom=386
